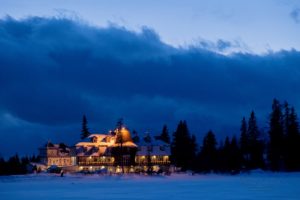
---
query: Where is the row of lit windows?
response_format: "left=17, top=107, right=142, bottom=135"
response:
left=48, top=158, right=71, bottom=165
left=78, top=156, right=114, bottom=162
left=135, top=156, right=169, bottom=162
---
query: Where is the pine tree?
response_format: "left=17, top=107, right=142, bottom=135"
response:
left=0, top=157, right=6, bottom=175
left=198, top=130, right=217, bottom=173
left=283, top=102, right=290, bottom=136
left=132, top=130, right=140, bottom=143
left=239, top=117, right=249, bottom=170
left=160, top=125, right=171, bottom=144
left=21, top=156, right=29, bottom=174
left=171, top=120, right=196, bottom=171
left=284, top=106, right=300, bottom=171
left=144, top=133, right=152, bottom=143
left=221, top=136, right=231, bottom=172
left=247, top=111, right=264, bottom=169
left=228, top=136, right=242, bottom=174
left=7, top=154, right=22, bottom=175
left=283, top=102, right=290, bottom=170
left=81, top=115, right=90, bottom=140
left=116, top=118, right=123, bottom=131
left=115, top=118, right=124, bottom=173
left=189, top=134, right=198, bottom=170
left=268, top=99, right=284, bottom=171
left=216, top=135, right=242, bottom=174
left=216, top=139, right=224, bottom=172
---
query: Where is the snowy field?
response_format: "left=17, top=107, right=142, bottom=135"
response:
left=1, top=172, right=300, bottom=200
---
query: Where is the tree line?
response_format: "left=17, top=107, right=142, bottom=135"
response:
left=1, top=98, right=299, bottom=175
left=0, top=154, right=40, bottom=175
left=170, top=99, right=300, bottom=173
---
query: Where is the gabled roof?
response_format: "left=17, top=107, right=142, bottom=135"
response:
left=137, top=135, right=170, bottom=147
left=136, top=145, right=171, bottom=156
left=75, top=142, right=96, bottom=147
left=76, top=133, right=110, bottom=147
left=88, top=134, right=107, bottom=140
left=112, top=141, right=137, bottom=147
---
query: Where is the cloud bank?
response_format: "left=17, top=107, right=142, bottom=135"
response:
left=291, top=8, right=300, bottom=23
left=0, top=16, right=300, bottom=156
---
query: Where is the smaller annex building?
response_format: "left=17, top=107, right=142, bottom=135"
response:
left=39, top=127, right=171, bottom=173
left=39, top=142, right=76, bottom=167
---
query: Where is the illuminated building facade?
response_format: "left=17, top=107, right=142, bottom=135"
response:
left=135, top=135, right=171, bottom=172
left=39, top=142, right=76, bottom=167
left=75, top=128, right=137, bottom=173
left=39, top=127, right=171, bottom=173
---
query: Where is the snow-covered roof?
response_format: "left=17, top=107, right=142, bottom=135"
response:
left=137, top=137, right=170, bottom=147
left=88, top=134, right=107, bottom=140
left=136, top=135, right=171, bottom=156
left=76, top=145, right=106, bottom=157
left=136, top=145, right=171, bottom=156
left=112, top=141, right=137, bottom=147
left=75, top=142, right=96, bottom=147
left=76, top=132, right=137, bottom=148
left=91, top=152, right=100, bottom=156
left=76, top=133, right=110, bottom=147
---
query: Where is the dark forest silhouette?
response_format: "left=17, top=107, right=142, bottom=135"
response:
left=0, top=154, right=40, bottom=175
left=171, top=99, right=300, bottom=173
left=1, top=98, right=300, bottom=175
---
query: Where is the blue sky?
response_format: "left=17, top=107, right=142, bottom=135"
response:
left=0, top=0, right=300, bottom=157
left=1, top=0, right=300, bottom=53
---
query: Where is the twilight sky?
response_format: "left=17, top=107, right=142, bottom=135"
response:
left=0, top=0, right=300, bottom=157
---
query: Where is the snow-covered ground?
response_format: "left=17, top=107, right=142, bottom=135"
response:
left=1, top=172, right=300, bottom=200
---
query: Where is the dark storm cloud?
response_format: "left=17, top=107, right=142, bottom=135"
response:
left=197, top=39, right=241, bottom=52
left=290, top=8, right=300, bottom=23
left=0, top=16, right=300, bottom=156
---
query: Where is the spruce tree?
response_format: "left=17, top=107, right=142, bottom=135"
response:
left=283, top=102, right=290, bottom=136
left=7, top=154, right=22, bottom=175
left=283, top=102, right=290, bottom=170
left=268, top=99, right=284, bottom=171
left=115, top=118, right=124, bottom=173
left=189, top=134, right=198, bottom=170
left=239, top=117, right=249, bottom=170
left=247, top=111, right=264, bottom=169
left=171, top=121, right=182, bottom=168
left=221, top=136, right=231, bottom=172
left=81, top=115, right=90, bottom=140
left=198, top=130, right=217, bottom=173
left=284, top=107, right=300, bottom=171
left=160, top=125, right=171, bottom=144
left=132, top=130, right=140, bottom=143
left=0, top=157, right=6, bottom=175
left=171, top=120, right=195, bottom=171
left=217, top=135, right=242, bottom=174
left=230, top=136, right=242, bottom=173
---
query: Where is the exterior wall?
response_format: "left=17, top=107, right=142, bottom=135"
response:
left=134, top=142, right=171, bottom=173
left=39, top=145, right=76, bottom=167
left=39, top=132, right=171, bottom=173
left=77, top=156, right=114, bottom=166
left=47, top=157, right=76, bottom=167
left=47, top=149, right=58, bottom=156
left=135, top=155, right=170, bottom=165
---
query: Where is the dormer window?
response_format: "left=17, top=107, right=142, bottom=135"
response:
left=92, top=137, right=98, bottom=143
left=105, top=137, right=110, bottom=142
